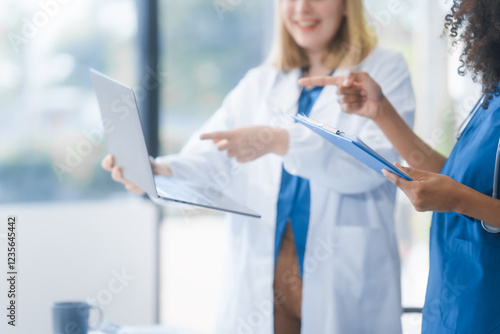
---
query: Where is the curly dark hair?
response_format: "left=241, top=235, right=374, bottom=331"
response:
left=445, top=0, right=500, bottom=109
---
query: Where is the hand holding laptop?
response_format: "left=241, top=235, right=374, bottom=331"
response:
left=91, top=69, right=260, bottom=218
left=101, top=154, right=172, bottom=195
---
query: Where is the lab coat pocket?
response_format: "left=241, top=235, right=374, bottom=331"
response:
left=332, top=226, right=399, bottom=328
left=441, top=238, right=500, bottom=333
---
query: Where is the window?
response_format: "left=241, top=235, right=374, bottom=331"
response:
left=158, top=0, right=274, bottom=155
left=0, top=0, right=138, bottom=203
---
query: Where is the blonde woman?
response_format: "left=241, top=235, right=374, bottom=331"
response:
left=103, top=0, right=415, bottom=333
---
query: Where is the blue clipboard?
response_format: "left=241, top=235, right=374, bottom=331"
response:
left=292, top=114, right=413, bottom=181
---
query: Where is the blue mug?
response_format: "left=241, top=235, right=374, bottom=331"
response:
left=52, top=301, right=103, bottom=334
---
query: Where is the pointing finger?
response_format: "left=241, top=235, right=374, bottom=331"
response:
left=200, top=131, right=234, bottom=140
left=299, top=76, right=345, bottom=87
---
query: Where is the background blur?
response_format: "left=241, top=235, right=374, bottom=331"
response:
left=0, top=0, right=483, bottom=333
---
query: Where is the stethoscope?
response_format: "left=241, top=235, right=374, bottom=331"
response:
left=484, top=138, right=500, bottom=233
left=455, top=96, right=500, bottom=233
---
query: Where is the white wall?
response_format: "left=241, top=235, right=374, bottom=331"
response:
left=0, top=197, right=158, bottom=334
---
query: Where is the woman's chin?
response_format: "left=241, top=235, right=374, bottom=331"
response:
left=295, top=41, right=327, bottom=53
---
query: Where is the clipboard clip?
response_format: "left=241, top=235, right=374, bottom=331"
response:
left=296, top=113, right=345, bottom=135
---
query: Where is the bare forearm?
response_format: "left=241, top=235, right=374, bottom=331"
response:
left=374, top=97, right=447, bottom=173
left=454, top=183, right=500, bottom=227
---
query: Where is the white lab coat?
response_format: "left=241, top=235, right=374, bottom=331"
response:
left=156, top=47, right=415, bottom=334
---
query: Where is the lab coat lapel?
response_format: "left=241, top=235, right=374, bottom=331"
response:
left=266, top=69, right=302, bottom=119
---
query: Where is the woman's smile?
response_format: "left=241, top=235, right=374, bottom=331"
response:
left=294, top=19, right=321, bottom=32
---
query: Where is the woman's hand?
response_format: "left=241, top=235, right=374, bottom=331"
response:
left=101, top=154, right=172, bottom=194
left=385, top=163, right=500, bottom=227
left=298, top=71, right=385, bottom=120
left=382, top=162, right=462, bottom=213
left=200, top=126, right=289, bottom=163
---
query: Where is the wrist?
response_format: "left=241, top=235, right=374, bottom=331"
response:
left=372, top=95, right=400, bottom=130
left=271, top=128, right=289, bottom=156
left=372, top=95, right=390, bottom=123
left=451, top=182, right=472, bottom=215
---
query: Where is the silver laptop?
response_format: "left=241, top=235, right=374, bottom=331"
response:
left=90, top=69, right=260, bottom=218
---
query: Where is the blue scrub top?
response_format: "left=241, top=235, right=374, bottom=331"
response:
left=422, top=94, right=500, bottom=333
left=275, top=85, right=324, bottom=277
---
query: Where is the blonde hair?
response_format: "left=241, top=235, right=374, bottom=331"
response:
left=268, top=0, right=378, bottom=71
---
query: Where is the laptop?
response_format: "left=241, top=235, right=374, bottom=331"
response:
left=90, top=69, right=260, bottom=219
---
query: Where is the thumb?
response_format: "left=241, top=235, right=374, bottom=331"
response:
left=152, top=160, right=173, bottom=177
left=343, top=71, right=353, bottom=86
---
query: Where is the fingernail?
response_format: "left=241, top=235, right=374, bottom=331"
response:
left=382, top=169, right=389, bottom=177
